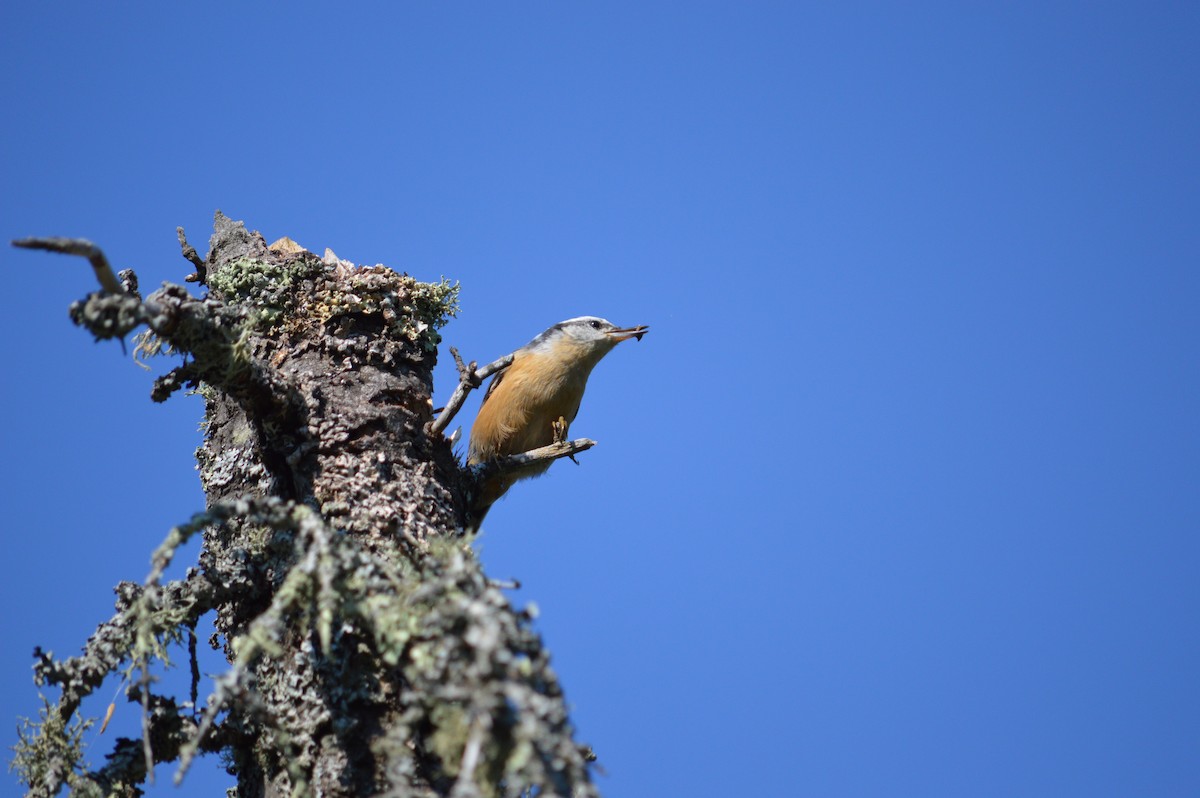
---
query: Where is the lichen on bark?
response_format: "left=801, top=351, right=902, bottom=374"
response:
left=11, top=213, right=599, bottom=798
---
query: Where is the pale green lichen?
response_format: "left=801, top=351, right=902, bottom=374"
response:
left=205, top=253, right=459, bottom=350
left=19, top=496, right=593, bottom=797
left=11, top=697, right=97, bottom=798
left=303, top=267, right=459, bottom=348
left=206, top=257, right=323, bottom=304
left=131, top=328, right=179, bottom=368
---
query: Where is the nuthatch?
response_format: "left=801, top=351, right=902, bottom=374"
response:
left=467, top=316, right=648, bottom=524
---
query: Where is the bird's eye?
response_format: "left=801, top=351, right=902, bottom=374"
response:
left=589, top=320, right=601, bottom=330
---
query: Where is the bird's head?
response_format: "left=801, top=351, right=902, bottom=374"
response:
left=526, top=316, right=649, bottom=363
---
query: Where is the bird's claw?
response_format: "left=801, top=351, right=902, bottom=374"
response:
left=551, top=416, right=569, bottom=445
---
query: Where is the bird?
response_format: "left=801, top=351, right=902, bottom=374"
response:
left=466, top=316, right=648, bottom=527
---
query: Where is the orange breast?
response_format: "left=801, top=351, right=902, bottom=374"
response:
left=467, top=353, right=587, bottom=464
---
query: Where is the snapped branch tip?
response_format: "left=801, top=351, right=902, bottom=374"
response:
left=13, top=236, right=125, bottom=294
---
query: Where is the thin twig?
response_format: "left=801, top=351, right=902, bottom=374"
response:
left=139, top=663, right=155, bottom=783
left=176, top=227, right=207, bottom=284
left=450, top=346, right=473, bottom=381
left=431, top=352, right=514, bottom=436
left=12, top=236, right=125, bottom=293
left=473, top=438, right=597, bottom=481
left=188, top=623, right=200, bottom=714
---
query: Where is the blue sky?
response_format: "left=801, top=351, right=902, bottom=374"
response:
left=2, top=3, right=1198, bottom=796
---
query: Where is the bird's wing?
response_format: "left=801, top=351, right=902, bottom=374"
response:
left=479, top=368, right=506, bottom=407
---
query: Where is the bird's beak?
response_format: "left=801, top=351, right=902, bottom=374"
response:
left=607, top=325, right=649, bottom=342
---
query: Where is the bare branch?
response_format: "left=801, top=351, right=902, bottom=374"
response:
left=450, top=345, right=473, bottom=381
left=176, top=226, right=207, bottom=284
left=473, top=438, right=596, bottom=482
left=139, top=663, right=155, bottom=783
left=12, top=236, right=125, bottom=294
left=431, top=352, right=514, bottom=436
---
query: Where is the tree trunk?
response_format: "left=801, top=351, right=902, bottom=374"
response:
left=13, top=214, right=598, bottom=798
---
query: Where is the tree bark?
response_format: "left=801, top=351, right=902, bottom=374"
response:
left=12, top=214, right=598, bottom=798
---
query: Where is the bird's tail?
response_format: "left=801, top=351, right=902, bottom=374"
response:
left=463, top=469, right=515, bottom=534
left=464, top=500, right=491, bottom=535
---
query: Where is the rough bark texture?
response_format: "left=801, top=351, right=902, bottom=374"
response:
left=12, top=214, right=598, bottom=798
